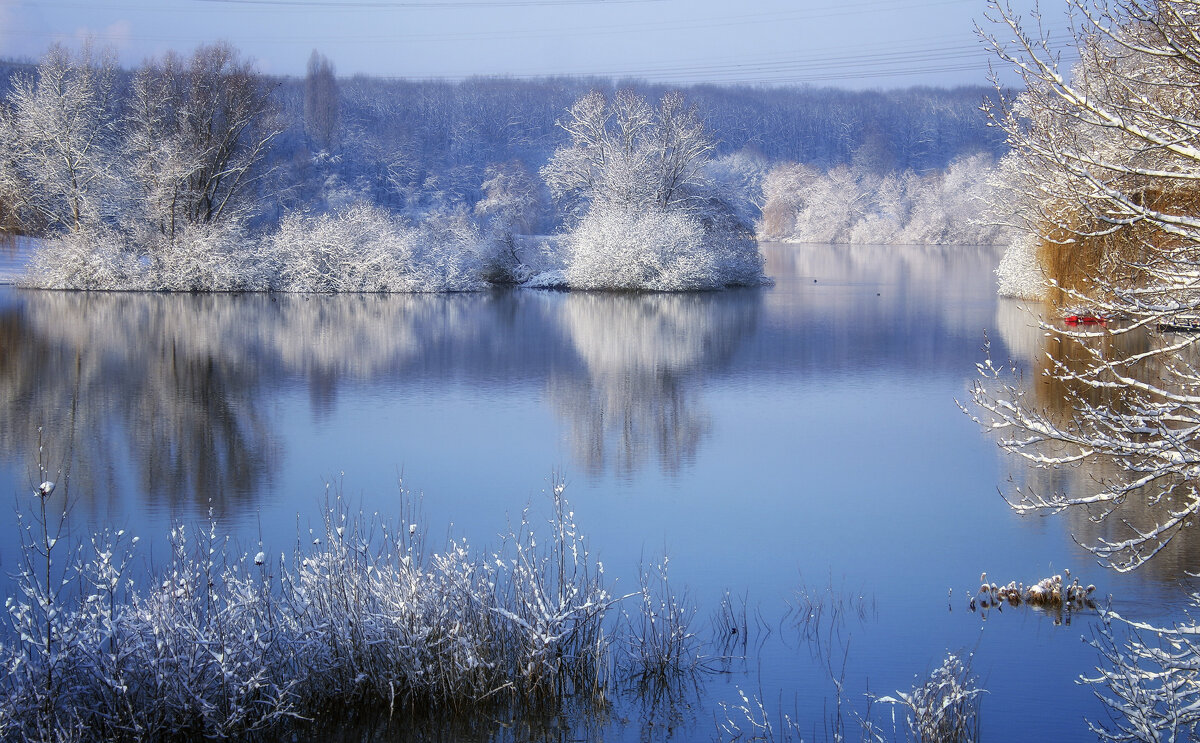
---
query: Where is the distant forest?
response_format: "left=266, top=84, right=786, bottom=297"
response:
left=0, top=54, right=1004, bottom=230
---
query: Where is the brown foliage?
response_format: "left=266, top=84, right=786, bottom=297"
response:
left=1037, top=186, right=1200, bottom=305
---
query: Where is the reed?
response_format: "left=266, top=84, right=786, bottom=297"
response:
left=0, top=479, right=640, bottom=741
left=1035, top=186, right=1200, bottom=307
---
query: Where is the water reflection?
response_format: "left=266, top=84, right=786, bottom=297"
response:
left=551, top=291, right=761, bottom=477
left=0, top=293, right=277, bottom=518
left=0, top=244, right=1133, bottom=742
left=0, top=243, right=1010, bottom=523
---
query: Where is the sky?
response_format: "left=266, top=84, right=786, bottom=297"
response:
left=0, top=0, right=1074, bottom=88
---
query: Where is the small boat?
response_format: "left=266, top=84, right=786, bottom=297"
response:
left=1063, top=311, right=1106, bottom=325
left=1157, top=315, right=1200, bottom=332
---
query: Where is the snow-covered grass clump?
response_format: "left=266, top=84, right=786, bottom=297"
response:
left=554, top=205, right=763, bottom=291
left=0, top=482, right=711, bottom=742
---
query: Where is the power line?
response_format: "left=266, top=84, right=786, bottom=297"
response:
left=187, top=0, right=667, bottom=6
left=1, top=0, right=1080, bottom=85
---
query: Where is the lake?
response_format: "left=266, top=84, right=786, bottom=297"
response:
left=0, top=242, right=1193, bottom=741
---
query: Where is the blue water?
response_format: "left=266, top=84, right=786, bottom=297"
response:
left=0, top=242, right=1192, bottom=740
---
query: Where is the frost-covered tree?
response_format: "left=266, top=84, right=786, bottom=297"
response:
left=984, top=0, right=1200, bottom=305
left=304, top=49, right=339, bottom=153
left=125, top=52, right=203, bottom=244
left=474, top=160, right=546, bottom=282
left=541, top=89, right=714, bottom=218
left=972, top=3, right=1200, bottom=733
left=758, top=155, right=1006, bottom=245
left=0, top=111, right=22, bottom=233
left=540, top=90, right=762, bottom=290
left=1, top=42, right=285, bottom=289
left=147, top=43, right=281, bottom=229
left=476, top=159, right=543, bottom=236
left=0, top=44, right=120, bottom=233
left=975, top=0, right=1200, bottom=568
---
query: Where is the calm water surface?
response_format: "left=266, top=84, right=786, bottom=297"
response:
left=0, top=242, right=1194, bottom=741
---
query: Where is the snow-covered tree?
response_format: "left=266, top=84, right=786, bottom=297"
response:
left=758, top=155, right=1006, bottom=245
left=974, top=0, right=1200, bottom=569
left=476, top=159, right=543, bottom=236
left=125, top=52, right=204, bottom=244
left=144, top=43, right=281, bottom=230
left=0, top=43, right=120, bottom=233
left=541, top=89, right=714, bottom=219
left=304, top=50, right=339, bottom=153
left=972, top=3, right=1200, bottom=733
left=540, top=90, right=762, bottom=290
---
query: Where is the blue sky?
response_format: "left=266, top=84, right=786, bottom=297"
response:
left=0, top=0, right=1071, bottom=87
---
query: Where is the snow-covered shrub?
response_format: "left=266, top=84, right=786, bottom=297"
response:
left=897, top=154, right=1009, bottom=246
left=414, top=207, right=493, bottom=291
left=560, top=205, right=760, bottom=291
left=270, top=203, right=419, bottom=292
left=995, top=232, right=1046, bottom=299
left=22, top=220, right=267, bottom=291
left=268, top=203, right=487, bottom=293
left=113, top=522, right=297, bottom=738
left=144, top=219, right=269, bottom=292
left=22, top=225, right=140, bottom=290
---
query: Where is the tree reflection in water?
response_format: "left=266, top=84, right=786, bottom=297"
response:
left=551, top=291, right=761, bottom=478
left=0, top=288, right=763, bottom=519
left=0, top=292, right=277, bottom=518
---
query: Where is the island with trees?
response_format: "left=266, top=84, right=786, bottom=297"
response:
left=0, top=43, right=1011, bottom=293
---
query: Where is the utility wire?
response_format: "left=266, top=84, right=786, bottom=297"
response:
left=0, top=0, right=1078, bottom=85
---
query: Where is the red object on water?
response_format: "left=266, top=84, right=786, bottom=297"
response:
left=1064, top=313, right=1106, bottom=325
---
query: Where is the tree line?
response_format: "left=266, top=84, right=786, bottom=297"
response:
left=0, top=43, right=1007, bottom=291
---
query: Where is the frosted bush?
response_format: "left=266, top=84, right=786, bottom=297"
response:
left=268, top=203, right=488, bottom=292
left=561, top=205, right=762, bottom=291
left=24, top=204, right=498, bottom=293
left=22, top=220, right=267, bottom=291
left=414, top=208, right=494, bottom=291
left=23, top=225, right=140, bottom=290
left=143, top=220, right=269, bottom=292
left=270, top=203, right=420, bottom=292
left=995, top=233, right=1046, bottom=299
